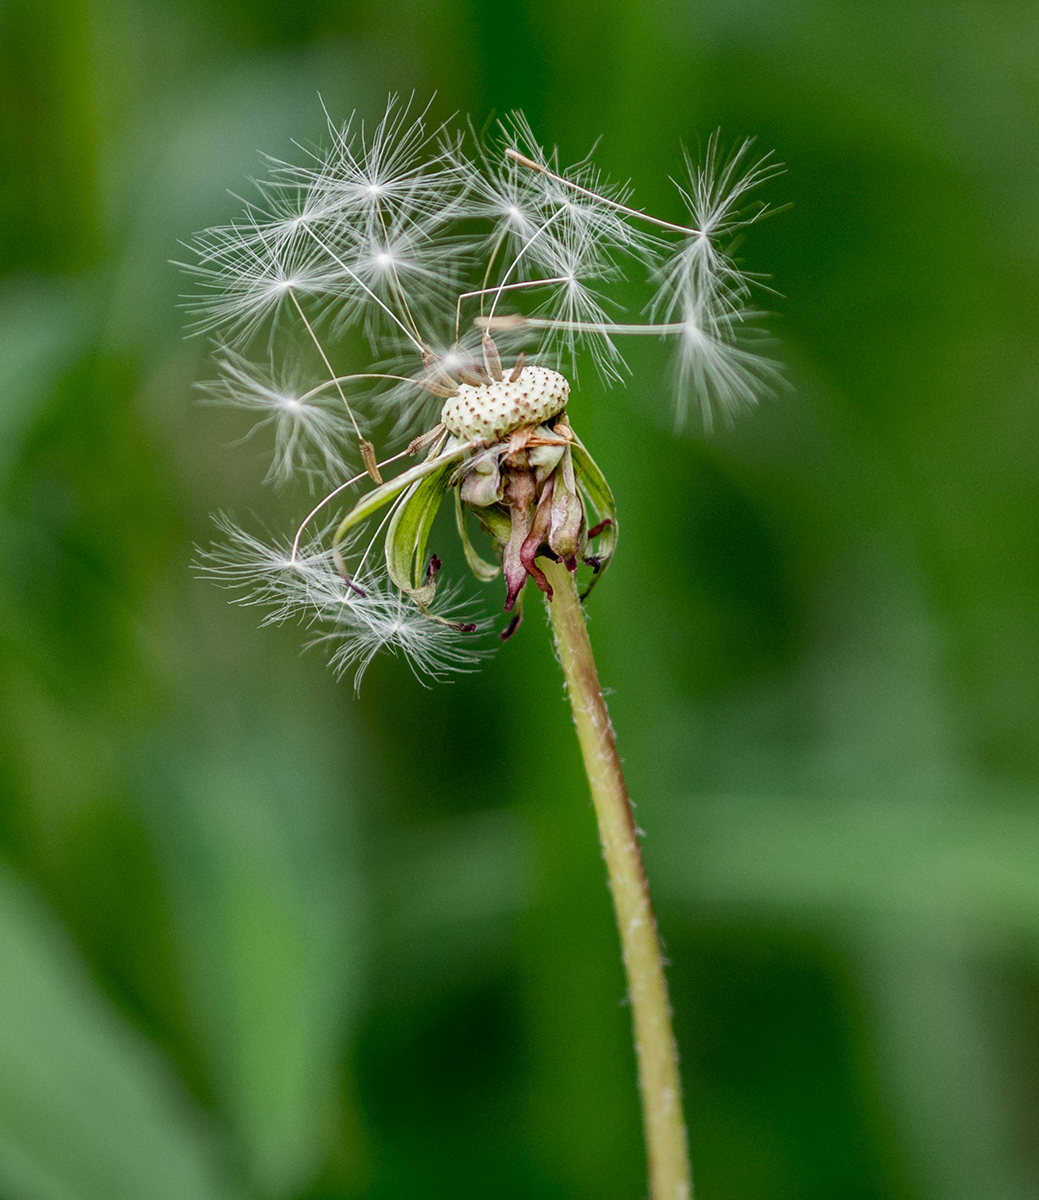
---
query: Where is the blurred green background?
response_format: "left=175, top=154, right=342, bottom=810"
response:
left=2, top=1, right=1039, bottom=1198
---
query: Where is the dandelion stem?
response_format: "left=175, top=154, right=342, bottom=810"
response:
left=541, top=556, right=691, bottom=1200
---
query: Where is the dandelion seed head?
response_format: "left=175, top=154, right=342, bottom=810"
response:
left=186, top=100, right=783, bottom=685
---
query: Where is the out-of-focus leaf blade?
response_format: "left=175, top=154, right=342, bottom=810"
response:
left=148, top=729, right=365, bottom=1199
left=0, top=280, right=87, bottom=480
left=0, top=862, right=240, bottom=1200
left=655, top=794, right=1039, bottom=931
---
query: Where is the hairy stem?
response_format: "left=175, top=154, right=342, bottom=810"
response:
left=541, top=557, right=691, bottom=1200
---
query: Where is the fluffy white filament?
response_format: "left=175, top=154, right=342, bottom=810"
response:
left=197, top=519, right=487, bottom=688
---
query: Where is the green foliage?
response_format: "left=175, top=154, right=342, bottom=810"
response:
left=0, top=863, right=239, bottom=1200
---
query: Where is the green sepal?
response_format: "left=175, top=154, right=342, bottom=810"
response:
left=454, top=488, right=501, bottom=582
left=473, top=503, right=512, bottom=546
left=569, top=434, right=619, bottom=597
left=332, top=443, right=472, bottom=566
left=385, top=460, right=456, bottom=606
left=548, top=445, right=583, bottom=564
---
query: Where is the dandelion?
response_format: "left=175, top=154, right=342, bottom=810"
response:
left=184, top=94, right=783, bottom=1200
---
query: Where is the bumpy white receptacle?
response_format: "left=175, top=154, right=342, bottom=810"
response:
left=441, top=366, right=569, bottom=441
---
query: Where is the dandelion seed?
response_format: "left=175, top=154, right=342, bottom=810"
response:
left=316, top=578, right=488, bottom=691
left=197, top=518, right=486, bottom=687
left=200, top=352, right=360, bottom=486
left=668, top=292, right=783, bottom=433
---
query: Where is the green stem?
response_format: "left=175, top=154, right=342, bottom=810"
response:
left=541, top=557, right=692, bottom=1200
